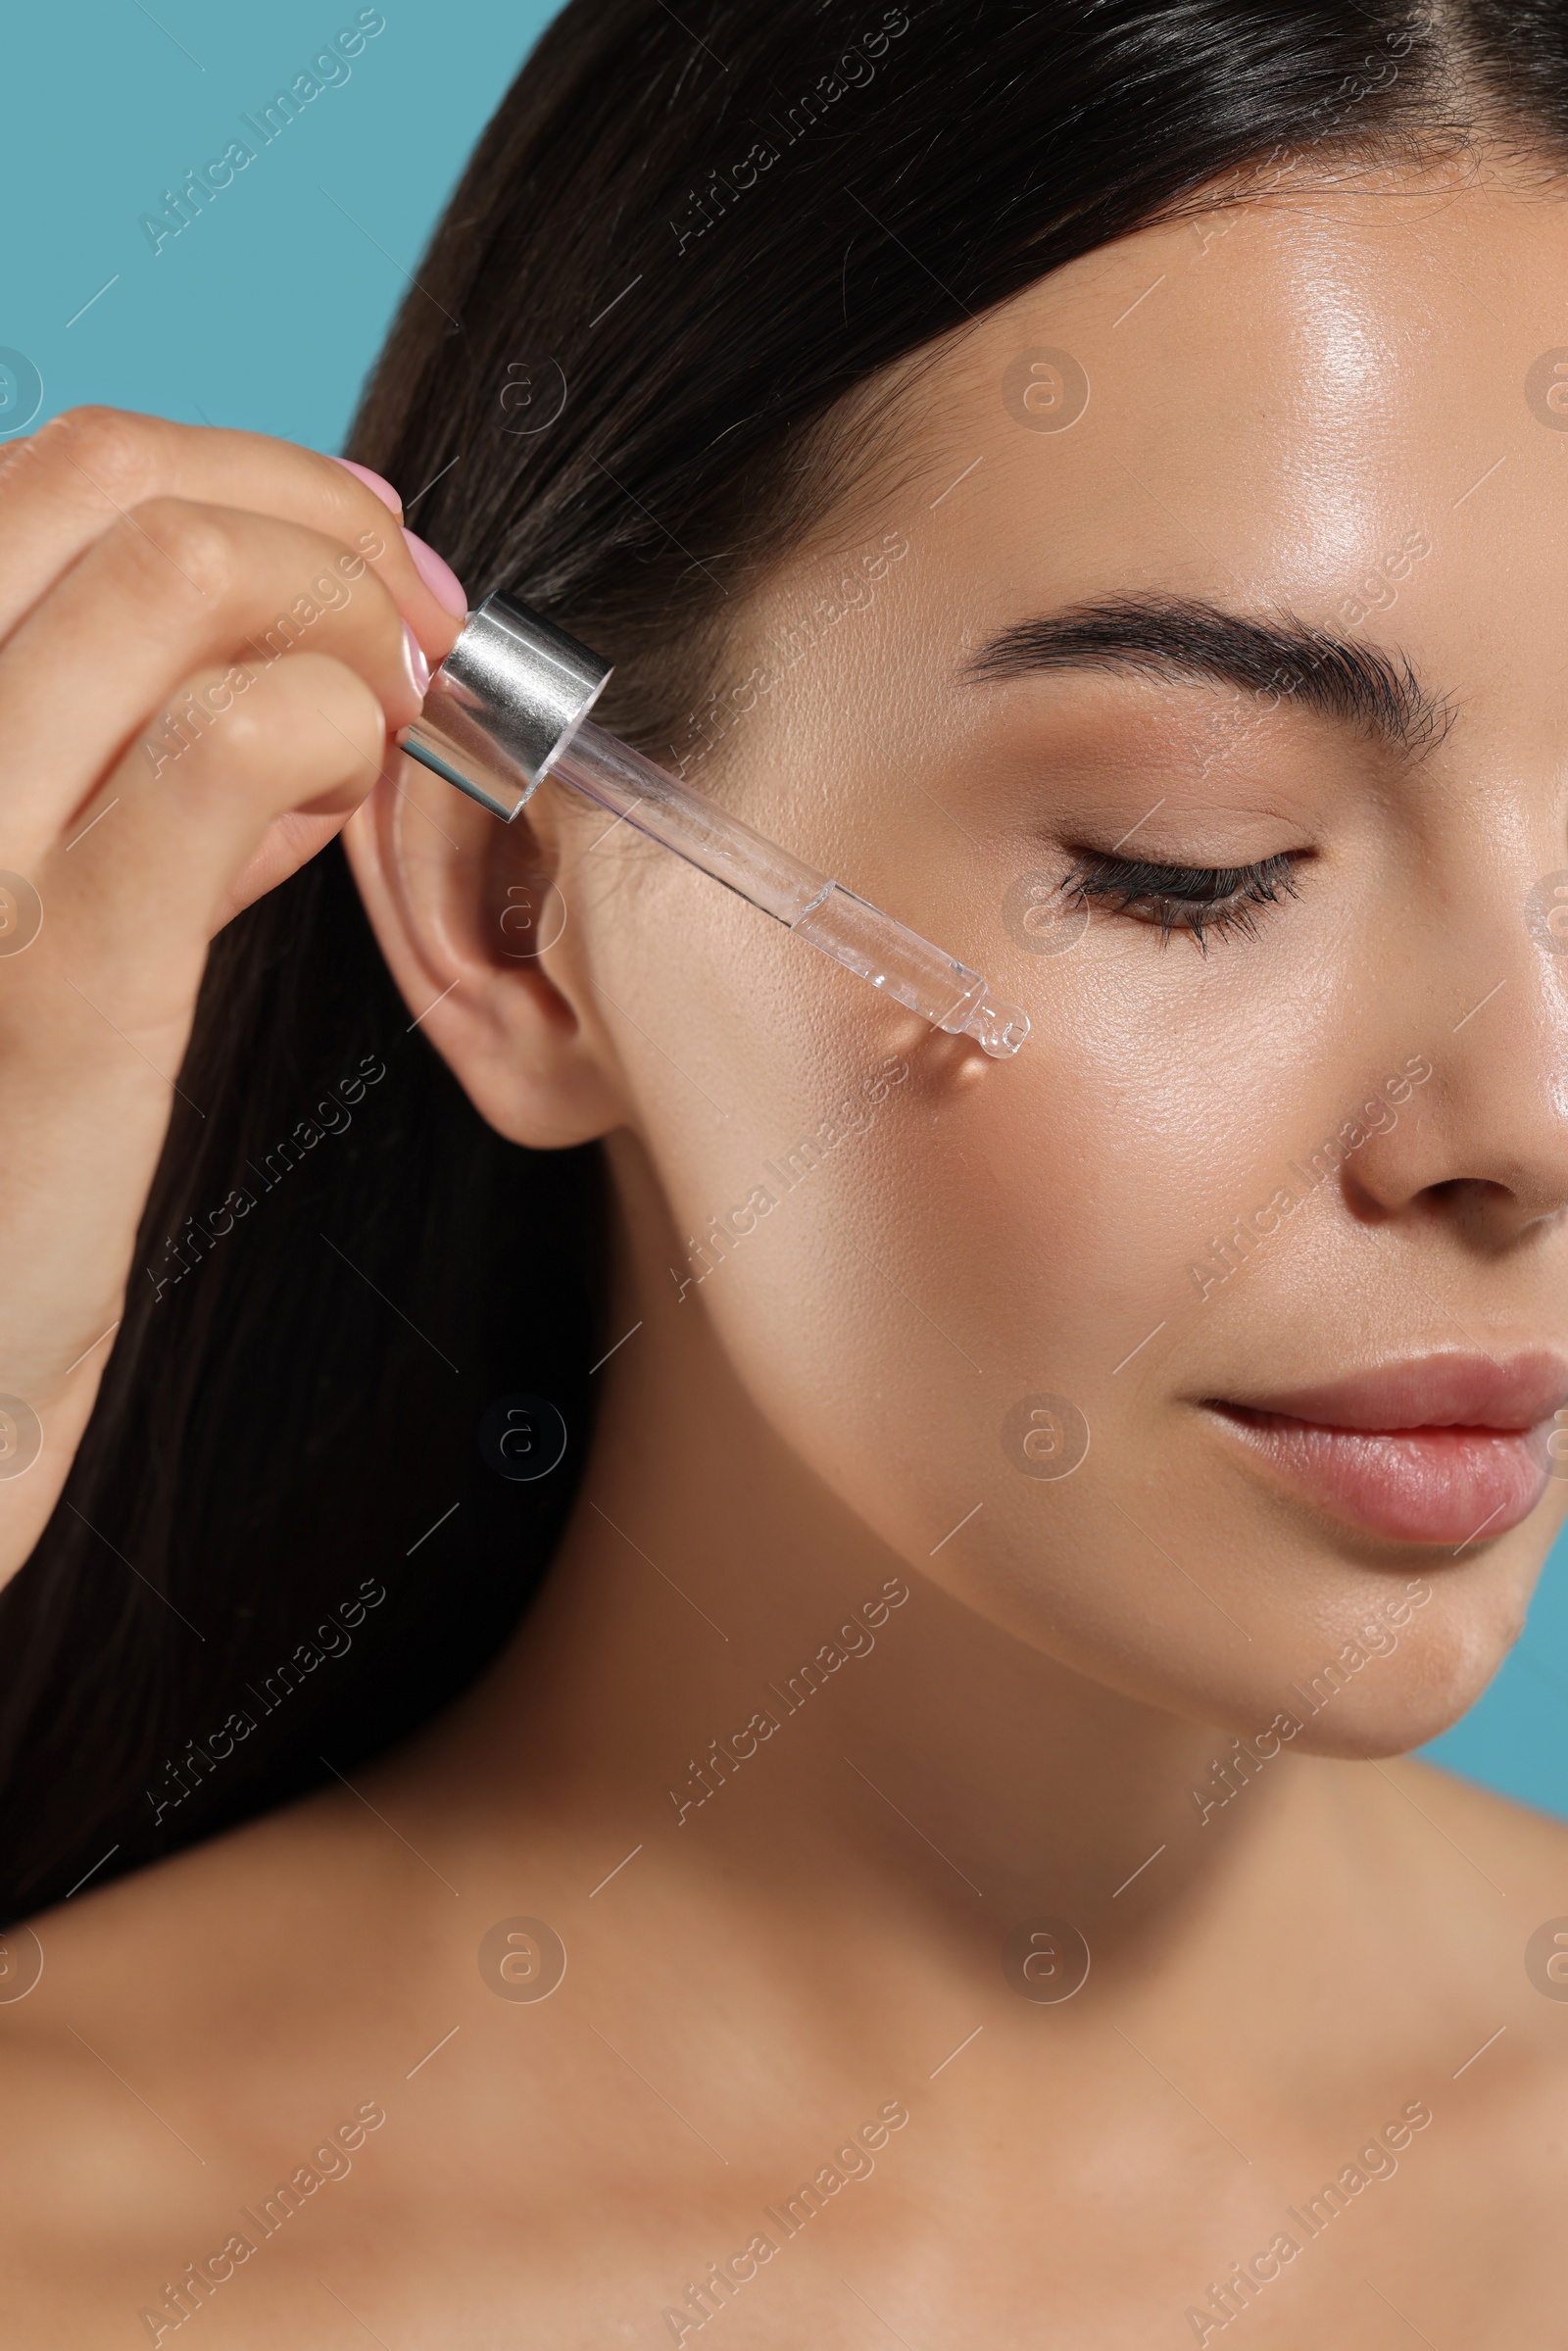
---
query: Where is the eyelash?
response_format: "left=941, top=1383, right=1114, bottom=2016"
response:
left=1059, top=852, right=1300, bottom=950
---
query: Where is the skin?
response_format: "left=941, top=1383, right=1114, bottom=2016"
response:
left=4, top=155, right=1568, bottom=2344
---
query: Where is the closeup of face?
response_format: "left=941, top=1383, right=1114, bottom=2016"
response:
left=364, top=158, right=1568, bottom=1759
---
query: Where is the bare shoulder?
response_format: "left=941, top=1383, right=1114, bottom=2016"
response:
left=1390, top=1752, right=1568, bottom=1893
left=0, top=1767, right=694, bottom=2343
left=1375, top=1755, right=1568, bottom=2094
left=0, top=1772, right=530, bottom=2336
left=0, top=1785, right=412, bottom=2186
left=5, top=1778, right=384, bottom=2012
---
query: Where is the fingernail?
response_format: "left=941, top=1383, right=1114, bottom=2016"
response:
left=330, top=456, right=404, bottom=516
left=401, top=620, right=431, bottom=702
left=402, top=528, right=467, bottom=616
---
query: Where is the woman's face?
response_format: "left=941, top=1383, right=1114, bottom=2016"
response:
left=395, top=164, right=1568, bottom=1754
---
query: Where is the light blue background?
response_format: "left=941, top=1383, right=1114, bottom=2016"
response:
left=6, top=0, right=1565, bottom=1816
left=0, top=1, right=562, bottom=448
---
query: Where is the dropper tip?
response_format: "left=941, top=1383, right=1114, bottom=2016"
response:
left=974, top=1001, right=1030, bottom=1058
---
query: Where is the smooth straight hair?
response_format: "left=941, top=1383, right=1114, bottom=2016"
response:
left=5, top=0, right=1566, bottom=1917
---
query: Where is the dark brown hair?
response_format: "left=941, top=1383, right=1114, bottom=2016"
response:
left=5, top=0, right=1565, bottom=1916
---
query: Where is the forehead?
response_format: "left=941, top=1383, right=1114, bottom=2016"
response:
left=763, top=167, right=1568, bottom=745
left=715, top=166, right=1568, bottom=819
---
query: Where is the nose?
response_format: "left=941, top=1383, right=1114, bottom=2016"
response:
left=1347, top=878, right=1568, bottom=1250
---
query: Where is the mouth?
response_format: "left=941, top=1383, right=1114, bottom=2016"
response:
left=1202, top=1350, right=1568, bottom=1547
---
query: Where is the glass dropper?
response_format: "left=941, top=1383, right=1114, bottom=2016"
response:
left=398, top=591, right=1029, bottom=1060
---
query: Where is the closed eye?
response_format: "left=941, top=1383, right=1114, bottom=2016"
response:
left=1060, top=851, right=1300, bottom=950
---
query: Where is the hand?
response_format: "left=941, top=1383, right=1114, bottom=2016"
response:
left=0, top=406, right=465, bottom=1584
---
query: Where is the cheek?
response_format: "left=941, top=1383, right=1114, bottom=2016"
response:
left=627, top=904, right=1292, bottom=1574
left=618, top=844, right=1258, bottom=1557
left=592, top=757, right=1527, bottom=1740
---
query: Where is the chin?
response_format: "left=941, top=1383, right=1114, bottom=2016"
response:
left=1261, top=1575, right=1533, bottom=1762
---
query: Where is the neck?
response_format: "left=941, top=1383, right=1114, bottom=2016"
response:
left=428, top=1132, right=1363, bottom=2024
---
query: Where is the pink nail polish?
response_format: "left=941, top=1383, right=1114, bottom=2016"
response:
left=401, top=620, right=431, bottom=702
left=402, top=528, right=467, bottom=617
left=330, top=456, right=404, bottom=516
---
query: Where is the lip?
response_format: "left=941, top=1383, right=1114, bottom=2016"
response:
left=1204, top=1350, right=1568, bottom=1546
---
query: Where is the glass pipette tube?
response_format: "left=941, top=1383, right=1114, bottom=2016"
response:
left=542, top=719, right=1029, bottom=1058
left=399, top=590, right=1029, bottom=1059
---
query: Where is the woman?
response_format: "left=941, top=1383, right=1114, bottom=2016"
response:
left=2, top=0, right=1566, bottom=2334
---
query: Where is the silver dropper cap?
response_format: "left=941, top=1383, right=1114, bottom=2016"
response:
left=400, top=591, right=613, bottom=821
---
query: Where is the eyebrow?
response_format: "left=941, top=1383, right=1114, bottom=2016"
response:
left=962, top=594, right=1454, bottom=756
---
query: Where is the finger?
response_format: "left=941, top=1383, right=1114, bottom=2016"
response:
left=0, top=406, right=465, bottom=655
left=43, top=652, right=388, bottom=985
left=212, top=713, right=401, bottom=932
left=0, top=657, right=384, bottom=1438
left=0, top=499, right=426, bottom=846
left=210, top=801, right=374, bottom=935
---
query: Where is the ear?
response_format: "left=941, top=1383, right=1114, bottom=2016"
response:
left=343, top=747, right=629, bottom=1148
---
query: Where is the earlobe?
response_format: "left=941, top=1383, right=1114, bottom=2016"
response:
left=342, top=750, right=629, bottom=1149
